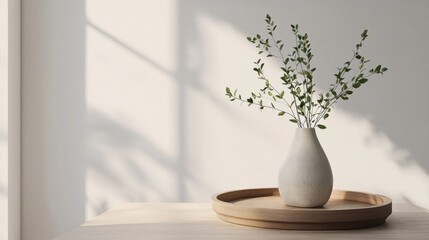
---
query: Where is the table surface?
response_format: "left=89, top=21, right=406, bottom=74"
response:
left=55, top=203, right=429, bottom=240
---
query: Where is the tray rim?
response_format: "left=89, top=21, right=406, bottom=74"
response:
left=212, top=187, right=392, bottom=229
left=212, top=188, right=392, bottom=213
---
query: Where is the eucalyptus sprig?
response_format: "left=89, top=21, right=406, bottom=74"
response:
left=226, top=14, right=387, bottom=129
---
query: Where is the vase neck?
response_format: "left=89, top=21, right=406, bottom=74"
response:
left=294, top=128, right=318, bottom=141
left=295, top=128, right=316, bottom=135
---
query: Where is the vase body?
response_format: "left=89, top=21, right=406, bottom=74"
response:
left=278, top=128, right=333, bottom=207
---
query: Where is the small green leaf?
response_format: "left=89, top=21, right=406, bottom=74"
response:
left=226, top=87, right=231, bottom=94
left=359, top=78, right=368, bottom=84
left=317, top=124, right=326, bottom=129
left=284, top=58, right=289, bottom=64
left=375, top=65, right=381, bottom=73
left=247, top=98, right=253, bottom=104
left=278, top=111, right=285, bottom=116
left=352, top=83, right=361, bottom=88
left=361, top=29, right=368, bottom=39
left=289, top=119, right=297, bottom=123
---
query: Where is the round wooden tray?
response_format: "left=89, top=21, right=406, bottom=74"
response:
left=212, top=188, right=392, bottom=230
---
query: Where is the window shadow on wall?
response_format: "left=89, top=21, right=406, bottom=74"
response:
left=85, top=1, right=215, bottom=215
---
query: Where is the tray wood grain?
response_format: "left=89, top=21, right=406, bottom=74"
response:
left=212, top=188, right=392, bottom=230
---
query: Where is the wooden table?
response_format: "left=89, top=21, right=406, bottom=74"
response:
left=55, top=203, right=429, bottom=240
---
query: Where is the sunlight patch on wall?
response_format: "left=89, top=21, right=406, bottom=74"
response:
left=320, top=110, right=429, bottom=209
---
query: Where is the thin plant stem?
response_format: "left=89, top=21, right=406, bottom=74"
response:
left=269, top=33, right=303, bottom=127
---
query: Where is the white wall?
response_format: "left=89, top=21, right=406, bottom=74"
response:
left=22, top=0, right=429, bottom=240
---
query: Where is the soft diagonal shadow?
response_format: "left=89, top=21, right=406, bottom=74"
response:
left=89, top=111, right=175, bottom=170
left=87, top=19, right=241, bottom=119
left=87, top=109, right=210, bottom=213
left=87, top=21, right=173, bottom=77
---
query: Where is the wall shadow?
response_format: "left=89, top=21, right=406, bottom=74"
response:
left=88, top=110, right=179, bottom=202
left=85, top=1, right=215, bottom=216
left=86, top=108, right=212, bottom=215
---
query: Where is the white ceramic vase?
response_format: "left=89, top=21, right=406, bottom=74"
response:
left=278, top=128, right=333, bottom=207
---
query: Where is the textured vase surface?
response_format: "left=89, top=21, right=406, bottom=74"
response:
left=278, top=128, right=333, bottom=207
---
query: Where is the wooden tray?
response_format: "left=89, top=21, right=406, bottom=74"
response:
left=212, top=188, right=392, bottom=230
